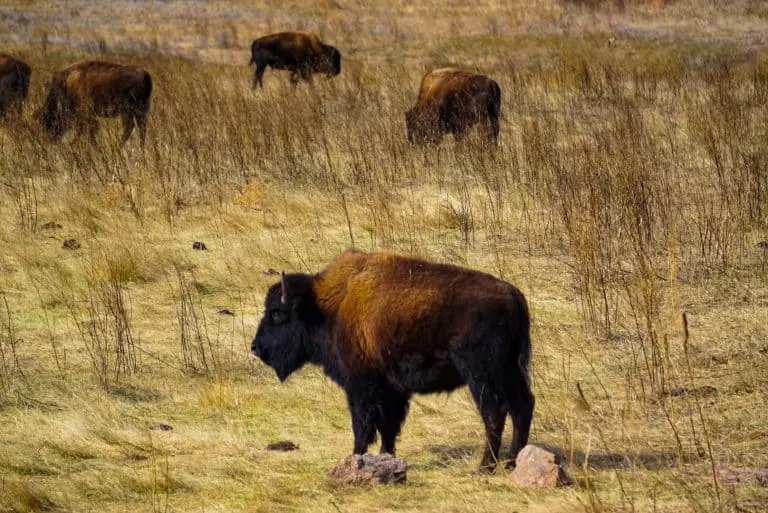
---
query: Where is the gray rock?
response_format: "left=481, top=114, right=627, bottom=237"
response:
left=508, top=445, right=571, bottom=489
left=328, top=453, right=407, bottom=485
left=716, top=466, right=768, bottom=486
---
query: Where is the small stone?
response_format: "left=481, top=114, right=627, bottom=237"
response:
left=263, top=268, right=279, bottom=276
left=192, top=241, right=207, bottom=250
left=757, top=241, right=768, bottom=249
left=508, top=445, right=571, bottom=489
left=266, top=440, right=299, bottom=451
left=62, top=239, right=80, bottom=250
left=328, top=453, right=407, bottom=485
left=149, top=423, right=173, bottom=431
left=668, top=385, right=718, bottom=398
left=40, top=221, right=62, bottom=230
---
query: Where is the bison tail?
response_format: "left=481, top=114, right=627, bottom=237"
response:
left=143, top=72, right=153, bottom=98
left=511, top=288, right=532, bottom=386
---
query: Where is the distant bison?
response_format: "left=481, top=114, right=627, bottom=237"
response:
left=249, top=32, right=341, bottom=88
left=40, top=60, right=152, bottom=145
left=251, top=249, right=534, bottom=471
left=405, top=68, right=501, bottom=145
left=0, top=54, right=31, bottom=118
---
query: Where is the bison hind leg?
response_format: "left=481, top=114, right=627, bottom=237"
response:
left=503, top=364, right=534, bottom=468
left=466, top=380, right=508, bottom=472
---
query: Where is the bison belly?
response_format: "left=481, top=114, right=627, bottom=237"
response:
left=386, top=351, right=464, bottom=394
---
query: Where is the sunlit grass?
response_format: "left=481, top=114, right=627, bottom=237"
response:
left=1, top=1, right=767, bottom=512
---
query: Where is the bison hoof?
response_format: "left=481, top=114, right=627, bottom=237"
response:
left=476, top=462, right=498, bottom=474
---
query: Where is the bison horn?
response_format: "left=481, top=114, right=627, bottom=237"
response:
left=280, top=271, right=287, bottom=304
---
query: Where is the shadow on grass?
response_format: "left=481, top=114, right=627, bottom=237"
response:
left=536, top=443, right=682, bottom=471
left=417, top=442, right=683, bottom=472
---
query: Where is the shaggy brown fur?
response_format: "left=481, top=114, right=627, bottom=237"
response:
left=0, top=54, right=31, bottom=118
left=252, top=249, right=534, bottom=471
left=40, top=60, right=152, bottom=145
left=249, top=32, right=341, bottom=89
left=405, top=68, right=501, bottom=145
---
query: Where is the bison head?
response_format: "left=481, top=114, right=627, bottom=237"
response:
left=404, top=108, right=439, bottom=146
left=251, top=272, right=321, bottom=382
left=320, top=45, right=341, bottom=77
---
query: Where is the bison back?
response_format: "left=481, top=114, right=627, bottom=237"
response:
left=251, top=32, right=322, bottom=67
left=315, top=251, right=528, bottom=371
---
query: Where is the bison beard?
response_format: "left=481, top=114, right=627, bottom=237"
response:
left=251, top=250, right=535, bottom=471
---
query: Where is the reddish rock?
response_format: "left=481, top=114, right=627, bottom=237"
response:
left=508, top=445, right=571, bottom=489
left=328, top=454, right=407, bottom=485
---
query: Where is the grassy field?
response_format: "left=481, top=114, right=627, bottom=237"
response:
left=1, top=1, right=767, bottom=512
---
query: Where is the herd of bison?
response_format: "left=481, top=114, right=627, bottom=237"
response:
left=1, top=32, right=531, bottom=472
left=1, top=31, right=502, bottom=147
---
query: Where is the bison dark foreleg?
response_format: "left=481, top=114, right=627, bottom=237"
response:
left=375, top=389, right=410, bottom=455
left=74, top=115, right=98, bottom=143
left=505, top=367, right=535, bottom=467
left=120, top=113, right=135, bottom=146
left=345, top=384, right=378, bottom=455
left=135, top=111, right=148, bottom=146
left=253, top=64, right=266, bottom=89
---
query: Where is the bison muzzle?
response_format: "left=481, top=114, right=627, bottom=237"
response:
left=251, top=249, right=534, bottom=471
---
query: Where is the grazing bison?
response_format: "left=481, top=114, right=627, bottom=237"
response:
left=0, top=54, right=31, bottom=118
left=249, top=32, right=341, bottom=88
left=405, top=68, right=501, bottom=145
left=251, top=249, right=534, bottom=471
left=40, top=60, right=152, bottom=145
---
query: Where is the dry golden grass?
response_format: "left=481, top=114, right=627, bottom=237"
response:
left=1, top=1, right=768, bottom=512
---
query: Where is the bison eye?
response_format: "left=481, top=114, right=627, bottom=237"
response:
left=270, top=309, right=289, bottom=325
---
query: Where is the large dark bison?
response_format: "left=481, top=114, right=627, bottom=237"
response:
left=251, top=249, right=534, bottom=471
left=0, top=54, right=31, bottom=118
left=40, top=60, right=152, bottom=145
left=405, top=68, right=501, bottom=145
left=248, top=32, right=341, bottom=89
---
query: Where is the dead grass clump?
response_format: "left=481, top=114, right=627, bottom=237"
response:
left=0, top=293, right=27, bottom=401
left=60, top=268, right=138, bottom=391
